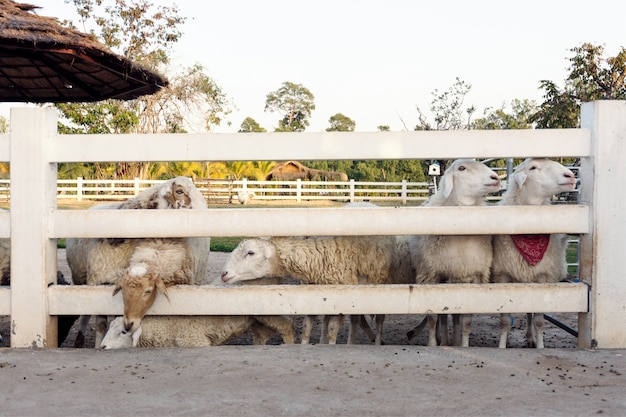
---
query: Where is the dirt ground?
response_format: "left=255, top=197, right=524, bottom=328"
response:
left=0, top=250, right=579, bottom=349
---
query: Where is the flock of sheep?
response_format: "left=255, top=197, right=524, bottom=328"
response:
left=1, top=158, right=578, bottom=349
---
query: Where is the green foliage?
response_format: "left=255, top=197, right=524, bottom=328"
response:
left=532, top=43, right=626, bottom=129
left=326, top=113, right=356, bottom=132
left=531, top=80, right=580, bottom=128
left=377, top=125, right=390, bottom=131
left=210, top=237, right=243, bottom=252
left=265, top=81, right=315, bottom=132
left=239, top=117, right=267, bottom=133
left=472, top=99, right=537, bottom=130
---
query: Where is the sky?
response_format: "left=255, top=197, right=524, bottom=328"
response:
left=2, top=0, right=623, bottom=132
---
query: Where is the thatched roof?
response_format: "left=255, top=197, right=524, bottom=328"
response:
left=0, top=0, right=168, bottom=102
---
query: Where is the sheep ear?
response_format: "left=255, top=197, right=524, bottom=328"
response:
left=441, top=175, right=454, bottom=198
left=156, top=278, right=170, bottom=303
left=131, top=327, right=142, bottom=347
left=112, top=286, right=122, bottom=296
left=162, top=188, right=177, bottom=206
left=513, top=171, right=527, bottom=188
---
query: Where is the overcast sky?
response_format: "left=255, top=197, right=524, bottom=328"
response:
left=2, top=0, right=623, bottom=132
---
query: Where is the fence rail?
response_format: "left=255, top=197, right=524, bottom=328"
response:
left=1, top=102, right=624, bottom=349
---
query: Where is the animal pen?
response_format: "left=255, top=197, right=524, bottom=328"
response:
left=0, top=101, right=624, bottom=349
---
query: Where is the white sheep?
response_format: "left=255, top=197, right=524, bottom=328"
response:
left=407, top=159, right=501, bottom=347
left=112, top=237, right=210, bottom=335
left=100, top=314, right=295, bottom=348
left=65, top=177, right=211, bottom=347
left=237, top=190, right=255, bottom=205
left=220, top=234, right=413, bottom=345
left=491, top=158, right=576, bottom=348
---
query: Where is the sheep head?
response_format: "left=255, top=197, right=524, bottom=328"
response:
left=437, top=159, right=501, bottom=205
left=221, top=238, right=278, bottom=284
left=507, top=158, right=576, bottom=205
left=113, top=264, right=169, bottom=333
left=100, top=317, right=141, bottom=349
left=119, top=176, right=207, bottom=210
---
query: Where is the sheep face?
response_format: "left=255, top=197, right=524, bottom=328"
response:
left=100, top=317, right=141, bottom=349
left=221, top=238, right=276, bottom=284
left=508, top=158, right=576, bottom=204
left=113, top=265, right=168, bottom=333
left=438, top=159, right=500, bottom=205
left=159, top=177, right=195, bottom=209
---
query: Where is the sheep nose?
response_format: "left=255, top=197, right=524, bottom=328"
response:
left=221, top=271, right=227, bottom=280
left=124, top=321, right=133, bottom=332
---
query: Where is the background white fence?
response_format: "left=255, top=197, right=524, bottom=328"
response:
left=0, top=102, right=624, bottom=349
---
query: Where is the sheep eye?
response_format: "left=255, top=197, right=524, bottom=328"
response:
left=121, top=330, right=127, bottom=335
left=246, top=250, right=255, bottom=257
left=529, top=165, right=537, bottom=170
left=175, top=189, right=184, bottom=195
left=143, top=289, right=152, bottom=296
left=458, top=165, right=466, bottom=171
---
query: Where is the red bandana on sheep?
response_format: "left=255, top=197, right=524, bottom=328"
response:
left=511, top=234, right=551, bottom=266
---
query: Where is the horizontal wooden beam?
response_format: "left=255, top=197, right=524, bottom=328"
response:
left=47, top=283, right=589, bottom=316
left=49, top=129, right=591, bottom=163
left=49, top=205, right=590, bottom=238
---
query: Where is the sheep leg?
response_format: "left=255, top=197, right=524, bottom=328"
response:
left=320, top=316, right=330, bottom=344
left=527, top=313, right=545, bottom=348
left=325, top=315, right=344, bottom=344
left=439, top=314, right=449, bottom=346
left=406, top=316, right=428, bottom=341
left=426, top=314, right=439, bottom=346
left=251, top=322, right=274, bottom=345
left=73, top=315, right=92, bottom=348
left=347, top=315, right=360, bottom=344
left=301, top=315, right=316, bottom=344
left=358, top=315, right=377, bottom=343
left=499, top=313, right=511, bottom=348
left=255, top=316, right=296, bottom=344
left=374, top=314, right=385, bottom=345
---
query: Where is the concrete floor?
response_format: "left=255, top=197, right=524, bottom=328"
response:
left=0, top=345, right=624, bottom=417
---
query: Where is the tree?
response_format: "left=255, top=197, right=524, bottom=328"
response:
left=57, top=0, right=232, bottom=180
left=239, top=117, right=267, bottom=133
left=472, top=99, right=537, bottom=130
left=265, top=82, right=315, bottom=132
left=377, top=125, right=390, bottom=131
left=414, top=77, right=475, bottom=131
left=326, top=113, right=356, bottom=132
left=532, top=43, right=625, bottom=128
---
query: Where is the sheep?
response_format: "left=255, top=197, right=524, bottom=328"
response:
left=100, top=314, right=295, bottom=349
left=237, top=190, right=255, bottom=205
left=491, top=158, right=576, bottom=349
left=65, top=177, right=211, bottom=347
left=407, top=159, right=501, bottom=347
left=220, top=234, right=413, bottom=345
left=118, top=176, right=207, bottom=210
left=112, top=237, right=210, bottom=335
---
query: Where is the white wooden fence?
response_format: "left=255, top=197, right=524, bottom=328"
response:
left=0, top=101, right=624, bottom=348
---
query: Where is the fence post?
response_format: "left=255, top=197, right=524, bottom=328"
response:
left=401, top=180, right=407, bottom=205
left=10, top=108, right=59, bottom=347
left=349, top=179, right=355, bottom=203
left=296, top=179, right=301, bottom=203
left=77, top=176, right=83, bottom=202
left=133, top=177, right=140, bottom=196
left=579, top=100, right=626, bottom=349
